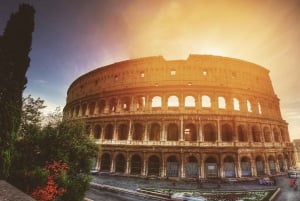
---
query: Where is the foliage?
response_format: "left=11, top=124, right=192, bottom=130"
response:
left=9, top=96, right=99, bottom=200
left=21, top=95, right=46, bottom=133
left=31, top=161, right=68, bottom=201
left=0, top=3, right=35, bottom=179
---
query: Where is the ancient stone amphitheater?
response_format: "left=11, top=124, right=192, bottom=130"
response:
left=64, top=55, right=295, bottom=179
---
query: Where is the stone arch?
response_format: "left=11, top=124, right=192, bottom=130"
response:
left=252, top=125, right=261, bottom=142
left=120, top=96, right=131, bottom=112
left=132, top=123, right=144, bottom=141
left=280, top=128, right=285, bottom=142
left=168, top=95, right=179, bottom=107
left=118, top=123, right=128, bottom=140
left=202, top=95, right=211, bottom=108
left=115, top=154, right=126, bottom=173
left=221, top=123, right=233, bottom=142
left=109, top=97, right=117, bottom=112
left=218, top=96, right=226, bottom=109
left=149, top=123, right=160, bottom=141
left=100, top=153, right=111, bottom=172
left=148, top=155, right=160, bottom=176
left=263, top=127, right=271, bottom=142
left=238, top=124, right=248, bottom=142
left=130, top=154, right=142, bottom=175
left=273, top=127, right=280, bottom=142
left=105, top=124, right=114, bottom=140
left=166, top=155, right=179, bottom=177
left=93, top=124, right=101, bottom=139
left=240, top=156, right=252, bottom=177
left=247, top=100, right=252, bottom=112
left=88, top=102, right=96, bottom=115
left=135, top=95, right=146, bottom=111
left=184, top=123, right=197, bottom=141
left=268, top=155, right=276, bottom=174
left=167, top=123, right=179, bottom=141
left=205, top=156, right=218, bottom=178
left=184, top=95, right=196, bottom=107
left=99, top=99, right=106, bottom=114
left=223, top=156, right=235, bottom=177
left=151, top=96, right=162, bottom=108
left=233, top=97, right=240, bottom=111
left=277, top=155, right=284, bottom=172
left=255, top=155, right=265, bottom=176
left=185, top=155, right=198, bottom=178
left=82, top=103, right=87, bottom=116
left=203, top=123, right=217, bottom=142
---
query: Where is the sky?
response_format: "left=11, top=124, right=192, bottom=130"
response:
left=0, top=0, right=299, bottom=140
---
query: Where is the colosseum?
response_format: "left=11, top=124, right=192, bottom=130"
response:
left=64, top=54, right=295, bottom=180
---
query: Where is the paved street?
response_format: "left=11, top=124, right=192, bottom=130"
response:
left=85, top=174, right=300, bottom=201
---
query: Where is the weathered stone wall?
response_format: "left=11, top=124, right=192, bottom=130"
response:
left=64, top=55, right=294, bottom=179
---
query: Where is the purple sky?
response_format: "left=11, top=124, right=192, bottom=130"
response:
left=1, top=0, right=299, bottom=140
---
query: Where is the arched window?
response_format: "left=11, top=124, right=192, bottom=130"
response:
left=109, top=98, right=117, bottom=112
left=148, top=155, right=160, bottom=176
left=238, top=125, right=248, bottom=142
left=93, top=124, right=101, bottom=139
left=115, top=154, right=126, bottom=173
left=151, top=96, right=162, bottom=108
left=233, top=98, right=240, bottom=111
left=167, top=123, right=179, bottom=141
left=221, top=124, right=233, bottom=142
left=166, top=156, right=179, bottom=177
left=256, top=156, right=265, bottom=176
left=121, top=96, right=131, bottom=112
left=132, top=123, right=144, bottom=141
left=185, top=96, right=195, bottom=107
left=203, top=123, right=217, bottom=142
left=131, top=155, right=142, bottom=175
left=241, top=157, right=251, bottom=176
left=263, top=127, right=271, bottom=142
left=100, top=153, right=111, bottom=172
left=202, top=95, right=211, bottom=108
left=258, top=102, right=262, bottom=114
left=184, top=123, right=197, bottom=141
left=105, top=124, right=114, bottom=140
left=218, top=97, right=226, bottom=109
left=149, top=123, right=160, bottom=141
left=252, top=125, right=261, bottom=142
left=273, top=128, right=280, bottom=142
left=185, top=156, right=198, bottom=177
left=247, top=100, right=252, bottom=112
left=168, top=95, right=179, bottom=107
left=223, top=156, right=235, bottom=177
left=118, top=124, right=128, bottom=140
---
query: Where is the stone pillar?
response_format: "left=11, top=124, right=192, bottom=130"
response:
left=126, top=153, right=130, bottom=175
left=128, top=120, right=132, bottom=141
left=180, top=117, right=184, bottom=141
left=180, top=152, right=184, bottom=178
left=110, top=154, right=115, bottom=173
left=113, top=120, right=117, bottom=140
left=94, top=101, right=99, bottom=115
left=142, top=152, right=147, bottom=176
left=251, top=158, right=256, bottom=176
left=217, top=120, right=221, bottom=142
left=144, top=122, right=148, bottom=141
left=200, top=154, right=205, bottom=178
left=161, top=152, right=166, bottom=177
left=264, top=154, right=270, bottom=175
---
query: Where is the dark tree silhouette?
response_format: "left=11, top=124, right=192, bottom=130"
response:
left=0, top=4, right=35, bottom=179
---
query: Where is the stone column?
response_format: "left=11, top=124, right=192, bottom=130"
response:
left=180, top=152, right=184, bottom=178
left=142, top=152, right=147, bottom=176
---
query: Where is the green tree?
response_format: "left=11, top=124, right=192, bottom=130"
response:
left=9, top=96, right=99, bottom=201
left=0, top=4, right=35, bottom=179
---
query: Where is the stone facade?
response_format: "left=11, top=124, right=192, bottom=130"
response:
left=64, top=55, right=295, bottom=179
